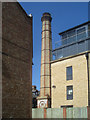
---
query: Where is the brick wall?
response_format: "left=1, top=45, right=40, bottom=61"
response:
left=2, top=2, right=33, bottom=118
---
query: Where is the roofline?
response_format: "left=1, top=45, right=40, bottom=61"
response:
left=59, top=21, right=90, bottom=35
left=51, top=50, right=90, bottom=64
left=16, top=1, right=32, bottom=19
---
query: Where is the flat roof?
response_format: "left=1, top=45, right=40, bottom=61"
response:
left=59, top=21, right=90, bottom=35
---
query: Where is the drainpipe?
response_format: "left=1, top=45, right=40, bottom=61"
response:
left=85, top=52, right=90, bottom=106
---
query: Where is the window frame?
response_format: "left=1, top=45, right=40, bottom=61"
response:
left=66, top=66, right=73, bottom=80
left=67, top=85, right=73, bottom=100
left=76, top=25, right=88, bottom=41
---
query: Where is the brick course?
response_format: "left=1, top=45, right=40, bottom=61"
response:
left=2, top=2, right=33, bottom=118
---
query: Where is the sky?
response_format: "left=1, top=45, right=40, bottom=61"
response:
left=19, top=2, right=88, bottom=90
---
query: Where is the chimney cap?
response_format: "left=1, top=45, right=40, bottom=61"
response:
left=43, top=12, right=51, bottom=16
left=41, top=12, right=52, bottom=22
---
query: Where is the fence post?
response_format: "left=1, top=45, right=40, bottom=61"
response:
left=44, top=108, right=47, bottom=118
left=63, top=108, right=66, bottom=118
left=87, top=106, right=90, bottom=119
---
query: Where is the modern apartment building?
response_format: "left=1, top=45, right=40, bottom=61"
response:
left=51, top=21, right=90, bottom=108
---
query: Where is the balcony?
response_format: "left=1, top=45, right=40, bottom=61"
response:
left=55, top=29, right=90, bottom=48
left=52, top=23, right=90, bottom=61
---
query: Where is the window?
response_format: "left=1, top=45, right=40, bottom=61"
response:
left=61, top=105, right=73, bottom=108
left=62, top=33, right=67, bottom=45
left=66, top=66, right=73, bottom=80
left=67, top=86, right=73, bottom=100
left=77, top=27, right=86, bottom=41
left=67, top=30, right=76, bottom=43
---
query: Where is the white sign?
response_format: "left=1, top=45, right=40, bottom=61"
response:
left=37, top=99, right=47, bottom=108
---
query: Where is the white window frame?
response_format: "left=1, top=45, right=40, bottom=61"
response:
left=76, top=25, right=88, bottom=40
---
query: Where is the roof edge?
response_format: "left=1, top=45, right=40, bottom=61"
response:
left=51, top=50, right=90, bottom=64
left=16, top=1, right=32, bottom=19
left=59, top=21, right=90, bottom=35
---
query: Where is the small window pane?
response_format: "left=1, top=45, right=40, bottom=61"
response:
left=77, top=27, right=85, bottom=34
left=62, top=39, right=67, bottom=45
left=66, top=66, right=73, bottom=80
left=88, top=30, right=90, bottom=37
left=68, top=30, right=75, bottom=37
left=77, top=27, right=86, bottom=41
left=88, top=24, right=90, bottom=37
left=62, top=33, right=67, bottom=39
left=67, top=36, right=76, bottom=44
left=67, top=86, right=73, bottom=100
left=62, top=33, right=67, bottom=45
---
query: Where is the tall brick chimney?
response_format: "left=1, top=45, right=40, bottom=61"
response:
left=37, top=13, right=52, bottom=108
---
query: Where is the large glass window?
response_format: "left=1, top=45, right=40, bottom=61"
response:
left=60, top=25, right=88, bottom=47
left=62, top=33, right=67, bottom=45
left=67, top=30, right=76, bottom=44
left=77, top=27, right=86, bottom=41
left=67, top=86, right=73, bottom=100
left=66, top=66, right=73, bottom=80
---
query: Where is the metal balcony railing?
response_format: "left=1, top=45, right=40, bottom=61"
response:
left=52, top=30, right=90, bottom=61
left=55, top=30, right=90, bottom=49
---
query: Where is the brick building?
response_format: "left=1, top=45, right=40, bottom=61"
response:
left=2, top=2, right=33, bottom=118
